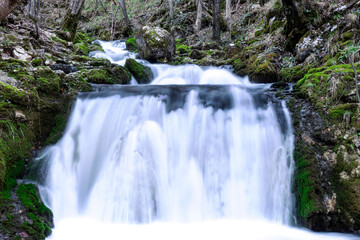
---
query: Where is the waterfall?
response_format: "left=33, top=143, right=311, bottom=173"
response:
left=38, top=41, right=357, bottom=240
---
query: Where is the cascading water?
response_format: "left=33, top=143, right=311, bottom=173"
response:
left=37, top=41, right=358, bottom=240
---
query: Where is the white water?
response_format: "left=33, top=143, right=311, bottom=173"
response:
left=39, top=41, right=359, bottom=240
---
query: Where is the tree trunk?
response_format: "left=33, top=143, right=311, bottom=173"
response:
left=0, top=0, right=18, bottom=21
left=27, top=0, right=41, bottom=39
left=194, top=0, right=202, bottom=32
left=118, top=0, right=131, bottom=31
left=282, top=0, right=307, bottom=51
left=168, top=0, right=174, bottom=19
left=212, top=0, right=220, bottom=42
left=61, top=0, right=86, bottom=41
left=225, top=0, right=231, bottom=40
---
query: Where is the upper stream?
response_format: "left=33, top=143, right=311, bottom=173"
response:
left=37, top=41, right=358, bottom=239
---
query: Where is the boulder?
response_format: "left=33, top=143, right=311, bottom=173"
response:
left=50, top=64, right=78, bottom=74
left=125, top=58, right=153, bottom=84
left=125, top=38, right=137, bottom=52
left=136, top=26, right=175, bottom=63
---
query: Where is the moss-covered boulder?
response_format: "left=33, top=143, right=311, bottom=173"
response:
left=125, top=58, right=153, bottom=84
left=136, top=26, right=176, bottom=63
left=33, top=67, right=61, bottom=95
left=81, top=65, right=131, bottom=85
left=125, top=38, right=137, bottom=52
left=250, top=59, right=278, bottom=83
left=111, top=65, right=132, bottom=85
left=74, top=43, right=90, bottom=56
left=0, top=183, right=53, bottom=240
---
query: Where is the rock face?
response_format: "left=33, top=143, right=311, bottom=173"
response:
left=124, top=58, right=153, bottom=84
left=288, top=97, right=360, bottom=233
left=136, top=26, right=175, bottom=63
left=0, top=183, right=53, bottom=240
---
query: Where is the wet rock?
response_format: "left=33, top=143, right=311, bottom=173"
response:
left=50, top=64, right=78, bottom=74
left=125, top=38, right=137, bottom=52
left=249, top=60, right=278, bottom=83
left=124, top=58, right=153, bottom=84
left=136, top=26, right=176, bottom=63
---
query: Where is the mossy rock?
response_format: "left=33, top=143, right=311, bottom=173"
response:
left=0, top=83, right=36, bottom=106
left=329, top=151, right=360, bottom=231
left=31, top=59, right=45, bottom=67
left=74, top=43, right=90, bottom=56
left=89, top=58, right=111, bottom=67
left=177, top=45, right=189, bottom=54
left=88, top=44, right=104, bottom=52
left=125, top=38, right=137, bottom=52
left=82, top=66, right=131, bottom=85
left=329, top=104, right=358, bottom=121
left=33, top=67, right=61, bottom=95
left=250, top=60, right=278, bottom=83
left=64, top=72, right=92, bottom=92
left=16, top=183, right=53, bottom=239
left=280, top=65, right=311, bottom=82
left=124, top=58, right=153, bottom=84
left=73, top=32, right=90, bottom=45
left=0, top=121, right=33, bottom=188
left=270, top=20, right=284, bottom=33
left=82, top=69, right=112, bottom=84
left=189, top=49, right=207, bottom=60
left=111, top=65, right=132, bottom=85
left=294, top=140, right=326, bottom=230
left=136, top=26, right=176, bottom=63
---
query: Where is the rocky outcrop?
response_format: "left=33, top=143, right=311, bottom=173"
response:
left=136, top=26, right=175, bottom=63
left=124, top=58, right=153, bottom=84
left=289, top=96, right=360, bottom=233
left=0, top=183, right=53, bottom=240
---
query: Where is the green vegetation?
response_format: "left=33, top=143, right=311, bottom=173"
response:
left=0, top=121, right=33, bottom=188
left=124, top=58, right=153, bottom=84
left=294, top=141, right=323, bottom=219
left=125, top=38, right=137, bottom=52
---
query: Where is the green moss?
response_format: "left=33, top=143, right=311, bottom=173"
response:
left=111, top=65, right=132, bottom=84
left=31, top=59, right=44, bottom=67
left=270, top=20, right=284, bottom=33
left=294, top=142, right=323, bottom=219
left=124, top=58, right=153, bottom=84
left=342, top=32, right=354, bottom=41
left=74, top=43, right=90, bottom=56
left=254, top=30, right=263, bottom=37
left=44, top=114, right=67, bottom=145
left=329, top=104, right=357, bottom=121
left=88, top=44, right=104, bottom=52
left=83, top=69, right=112, bottom=84
left=17, top=184, right=53, bottom=239
left=34, top=77, right=60, bottom=95
left=0, top=59, right=30, bottom=73
left=177, top=45, right=189, bottom=54
left=280, top=65, right=311, bottom=82
left=330, top=153, right=360, bottom=230
left=0, top=121, right=33, bottom=188
left=125, top=38, right=137, bottom=52
left=73, top=32, right=90, bottom=45
left=0, top=83, right=35, bottom=106
left=51, top=36, right=68, bottom=46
